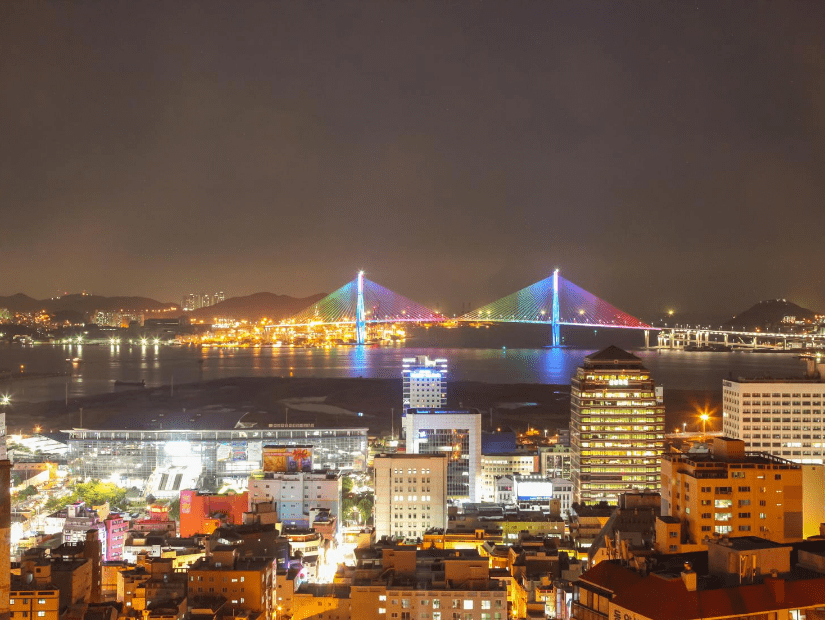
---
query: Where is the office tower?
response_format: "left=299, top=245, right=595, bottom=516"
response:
left=570, top=346, right=665, bottom=504
left=662, top=437, right=824, bottom=543
left=402, top=356, right=448, bottom=413
left=403, top=408, right=481, bottom=502
left=0, top=412, right=10, bottom=620
left=374, top=453, right=447, bottom=540
left=723, top=357, right=825, bottom=464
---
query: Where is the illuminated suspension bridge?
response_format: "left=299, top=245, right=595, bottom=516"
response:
left=275, top=270, right=654, bottom=346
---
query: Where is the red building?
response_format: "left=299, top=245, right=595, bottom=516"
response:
left=179, top=490, right=249, bottom=537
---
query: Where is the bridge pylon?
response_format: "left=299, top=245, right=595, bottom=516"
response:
left=551, top=268, right=561, bottom=347
left=356, top=271, right=366, bottom=345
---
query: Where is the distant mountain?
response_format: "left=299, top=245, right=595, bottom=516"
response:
left=186, top=292, right=326, bottom=322
left=725, top=299, right=818, bottom=330
left=0, top=293, right=179, bottom=317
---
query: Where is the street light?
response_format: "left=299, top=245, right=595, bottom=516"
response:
left=700, top=413, right=710, bottom=437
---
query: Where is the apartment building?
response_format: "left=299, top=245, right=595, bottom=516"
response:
left=661, top=437, right=824, bottom=544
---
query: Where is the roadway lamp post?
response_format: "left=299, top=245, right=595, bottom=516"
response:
left=700, top=413, right=709, bottom=439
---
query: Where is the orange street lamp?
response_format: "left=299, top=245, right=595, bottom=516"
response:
left=700, top=413, right=710, bottom=437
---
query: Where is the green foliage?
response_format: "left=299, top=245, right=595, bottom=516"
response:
left=342, top=476, right=354, bottom=495
left=168, top=499, right=181, bottom=521
left=12, top=485, right=40, bottom=503
left=43, top=480, right=128, bottom=514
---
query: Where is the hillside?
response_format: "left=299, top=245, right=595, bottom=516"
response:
left=186, top=292, right=326, bottom=321
left=0, top=293, right=179, bottom=315
left=725, top=299, right=818, bottom=329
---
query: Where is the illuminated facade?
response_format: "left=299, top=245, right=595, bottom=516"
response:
left=402, top=356, right=448, bottom=413
left=403, top=408, right=481, bottom=502
left=570, top=345, right=665, bottom=504
left=64, top=427, right=368, bottom=487
left=722, top=369, right=825, bottom=464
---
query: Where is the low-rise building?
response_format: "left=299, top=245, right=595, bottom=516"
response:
left=480, top=451, right=538, bottom=502
left=662, top=437, right=820, bottom=544
left=179, top=490, right=249, bottom=538
left=188, top=547, right=275, bottom=617
left=573, top=535, right=825, bottom=620
left=248, top=470, right=341, bottom=532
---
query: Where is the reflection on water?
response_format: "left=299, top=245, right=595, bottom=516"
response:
left=0, top=344, right=809, bottom=403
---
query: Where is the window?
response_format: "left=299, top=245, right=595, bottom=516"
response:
left=463, top=601, right=474, bottom=610
left=481, top=601, right=491, bottom=610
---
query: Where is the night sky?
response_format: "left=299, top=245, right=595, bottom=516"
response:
left=2, top=2, right=824, bottom=317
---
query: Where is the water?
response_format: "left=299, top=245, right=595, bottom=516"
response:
left=0, top=344, right=810, bottom=403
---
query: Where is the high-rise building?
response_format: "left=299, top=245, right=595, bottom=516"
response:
left=374, top=453, right=448, bottom=540
left=403, top=408, right=481, bottom=502
left=0, top=412, right=10, bottom=620
left=570, top=345, right=665, bottom=504
left=662, top=436, right=824, bottom=543
left=722, top=358, right=825, bottom=464
left=402, top=356, right=448, bottom=413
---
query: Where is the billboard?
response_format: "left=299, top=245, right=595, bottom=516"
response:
left=263, top=446, right=313, bottom=472
left=515, top=480, right=554, bottom=502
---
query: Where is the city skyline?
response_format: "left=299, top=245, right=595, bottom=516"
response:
left=2, top=2, right=825, bottom=316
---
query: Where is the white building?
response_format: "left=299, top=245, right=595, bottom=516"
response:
left=247, top=471, right=342, bottom=530
left=374, top=453, right=447, bottom=540
left=723, top=360, right=825, bottom=464
left=538, top=444, right=572, bottom=480
left=403, top=408, right=481, bottom=502
left=402, top=356, right=448, bottom=413
left=480, top=451, right=537, bottom=502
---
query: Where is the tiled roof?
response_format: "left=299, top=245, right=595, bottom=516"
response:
left=577, top=560, right=644, bottom=594
left=586, top=345, right=641, bottom=363
left=611, top=573, right=825, bottom=620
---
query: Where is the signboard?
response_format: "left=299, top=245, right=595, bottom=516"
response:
left=515, top=480, right=554, bottom=501
left=263, top=446, right=313, bottom=472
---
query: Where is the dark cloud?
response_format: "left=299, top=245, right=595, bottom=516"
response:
left=1, top=1, right=824, bottom=317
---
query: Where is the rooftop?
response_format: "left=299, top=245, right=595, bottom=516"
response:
left=584, top=345, right=644, bottom=367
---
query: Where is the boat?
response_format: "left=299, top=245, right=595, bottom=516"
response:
left=114, top=379, right=146, bottom=387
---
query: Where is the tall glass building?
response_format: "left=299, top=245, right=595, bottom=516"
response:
left=570, top=346, right=664, bottom=504
left=403, top=408, right=480, bottom=502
